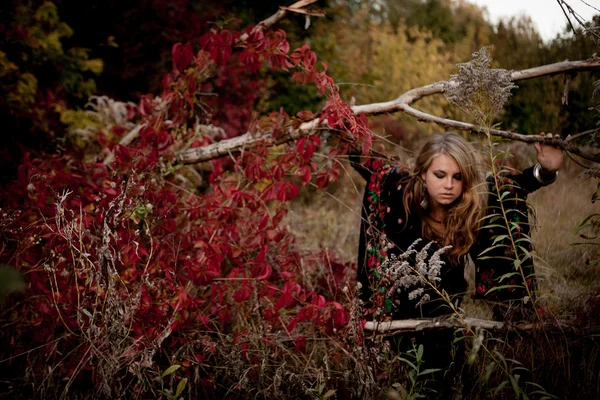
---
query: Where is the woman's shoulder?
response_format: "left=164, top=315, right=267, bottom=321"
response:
left=382, top=166, right=411, bottom=188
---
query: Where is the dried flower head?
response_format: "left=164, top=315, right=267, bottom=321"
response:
left=444, top=46, right=517, bottom=125
left=374, top=239, right=452, bottom=308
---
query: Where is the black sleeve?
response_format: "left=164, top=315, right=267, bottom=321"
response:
left=506, top=165, right=545, bottom=195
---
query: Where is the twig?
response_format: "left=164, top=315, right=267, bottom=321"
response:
left=558, top=0, right=578, bottom=35
left=579, top=0, right=600, bottom=13
left=565, top=127, right=600, bottom=141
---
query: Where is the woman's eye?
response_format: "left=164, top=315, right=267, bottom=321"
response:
left=434, top=172, right=444, bottom=179
left=454, top=174, right=463, bottom=181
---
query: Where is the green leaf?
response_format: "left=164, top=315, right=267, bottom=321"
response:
left=483, top=361, right=496, bottom=383
left=418, top=368, right=440, bottom=376
left=397, top=357, right=417, bottom=371
left=175, top=378, right=188, bottom=397
left=162, top=364, right=181, bottom=379
left=514, top=237, right=532, bottom=245
left=477, top=256, right=515, bottom=261
left=477, top=244, right=509, bottom=257
left=489, top=215, right=503, bottom=223
left=485, top=285, right=522, bottom=294
left=322, top=389, right=336, bottom=399
left=570, top=242, right=599, bottom=247
left=480, top=223, right=508, bottom=230
left=492, top=380, right=508, bottom=395
left=509, top=374, right=521, bottom=397
left=497, top=272, right=519, bottom=282
left=492, top=235, right=509, bottom=245
left=575, top=213, right=600, bottom=232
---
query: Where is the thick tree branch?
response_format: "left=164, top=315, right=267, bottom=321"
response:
left=364, top=317, right=600, bottom=336
left=176, top=119, right=323, bottom=164
left=177, top=57, right=600, bottom=165
left=352, top=56, right=600, bottom=162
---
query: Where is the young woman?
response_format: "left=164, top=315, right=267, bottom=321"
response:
left=352, top=132, right=563, bottom=320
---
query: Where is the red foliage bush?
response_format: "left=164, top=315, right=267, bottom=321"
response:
left=0, top=13, right=371, bottom=397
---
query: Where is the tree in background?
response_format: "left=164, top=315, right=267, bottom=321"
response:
left=0, top=0, right=103, bottom=182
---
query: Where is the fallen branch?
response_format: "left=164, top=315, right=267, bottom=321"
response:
left=365, top=317, right=501, bottom=333
left=364, top=317, right=600, bottom=336
left=176, top=56, right=600, bottom=164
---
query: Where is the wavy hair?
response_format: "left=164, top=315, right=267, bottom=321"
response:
left=402, top=132, right=487, bottom=263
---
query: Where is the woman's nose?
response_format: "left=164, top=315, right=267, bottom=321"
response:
left=444, top=178, right=453, bottom=189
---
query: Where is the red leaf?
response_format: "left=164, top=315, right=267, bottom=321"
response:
left=315, top=173, right=329, bottom=189
left=276, top=182, right=299, bottom=202
left=255, top=263, right=272, bottom=280
left=299, top=165, right=312, bottom=185
left=275, top=282, right=299, bottom=309
left=172, top=43, right=194, bottom=72
left=240, top=49, right=262, bottom=73
left=218, top=309, right=232, bottom=325
left=292, top=335, right=306, bottom=352
left=286, top=317, right=298, bottom=334
left=156, top=130, right=174, bottom=153
left=113, top=144, right=131, bottom=164
left=234, top=282, right=252, bottom=303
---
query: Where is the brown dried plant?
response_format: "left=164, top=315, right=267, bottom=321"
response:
left=444, top=46, right=517, bottom=126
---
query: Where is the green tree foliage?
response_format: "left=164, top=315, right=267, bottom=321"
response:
left=0, top=0, right=102, bottom=182
left=545, top=19, right=600, bottom=136
left=490, top=15, right=599, bottom=136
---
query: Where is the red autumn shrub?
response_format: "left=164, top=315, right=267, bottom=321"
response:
left=0, top=11, right=372, bottom=398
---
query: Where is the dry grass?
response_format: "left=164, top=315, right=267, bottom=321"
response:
left=529, top=155, right=600, bottom=311
left=287, top=169, right=365, bottom=264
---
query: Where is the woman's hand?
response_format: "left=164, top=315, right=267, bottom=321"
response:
left=534, top=132, right=564, bottom=172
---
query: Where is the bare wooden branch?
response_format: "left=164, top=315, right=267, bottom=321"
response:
left=240, top=0, right=321, bottom=41
left=176, top=120, right=323, bottom=164
left=103, top=123, right=145, bottom=166
left=176, top=56, right=600, bottom=164
left=364, top=317, right=600, bottom=336
left=352, top=56, right=600, bottom=163
left=365, top=317, right=502, bottom=333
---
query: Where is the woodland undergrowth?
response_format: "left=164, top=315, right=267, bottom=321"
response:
left=1, top=4, right=600, bottom=400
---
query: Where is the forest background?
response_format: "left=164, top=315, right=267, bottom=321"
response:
left=1, top=0, right=600, bottom=398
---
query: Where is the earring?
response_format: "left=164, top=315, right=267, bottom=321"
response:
left=419, top=183, right=429, bottom=209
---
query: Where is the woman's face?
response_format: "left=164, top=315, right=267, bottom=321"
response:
left=422, top=153, right=463, bottom=208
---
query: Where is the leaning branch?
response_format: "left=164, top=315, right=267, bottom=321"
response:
left=105, top=0, right=322, bottom=166
left=176, top=119, right=323, bottom=164
left=176, top=57, right=600, bottom=165
left=352, top=56, right=600, bottom=162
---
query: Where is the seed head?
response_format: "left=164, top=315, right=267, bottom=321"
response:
left=444, top=47, right=517, bottom=125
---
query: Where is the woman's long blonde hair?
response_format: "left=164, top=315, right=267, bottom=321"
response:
left=402, top=132, right=486, bottom=263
